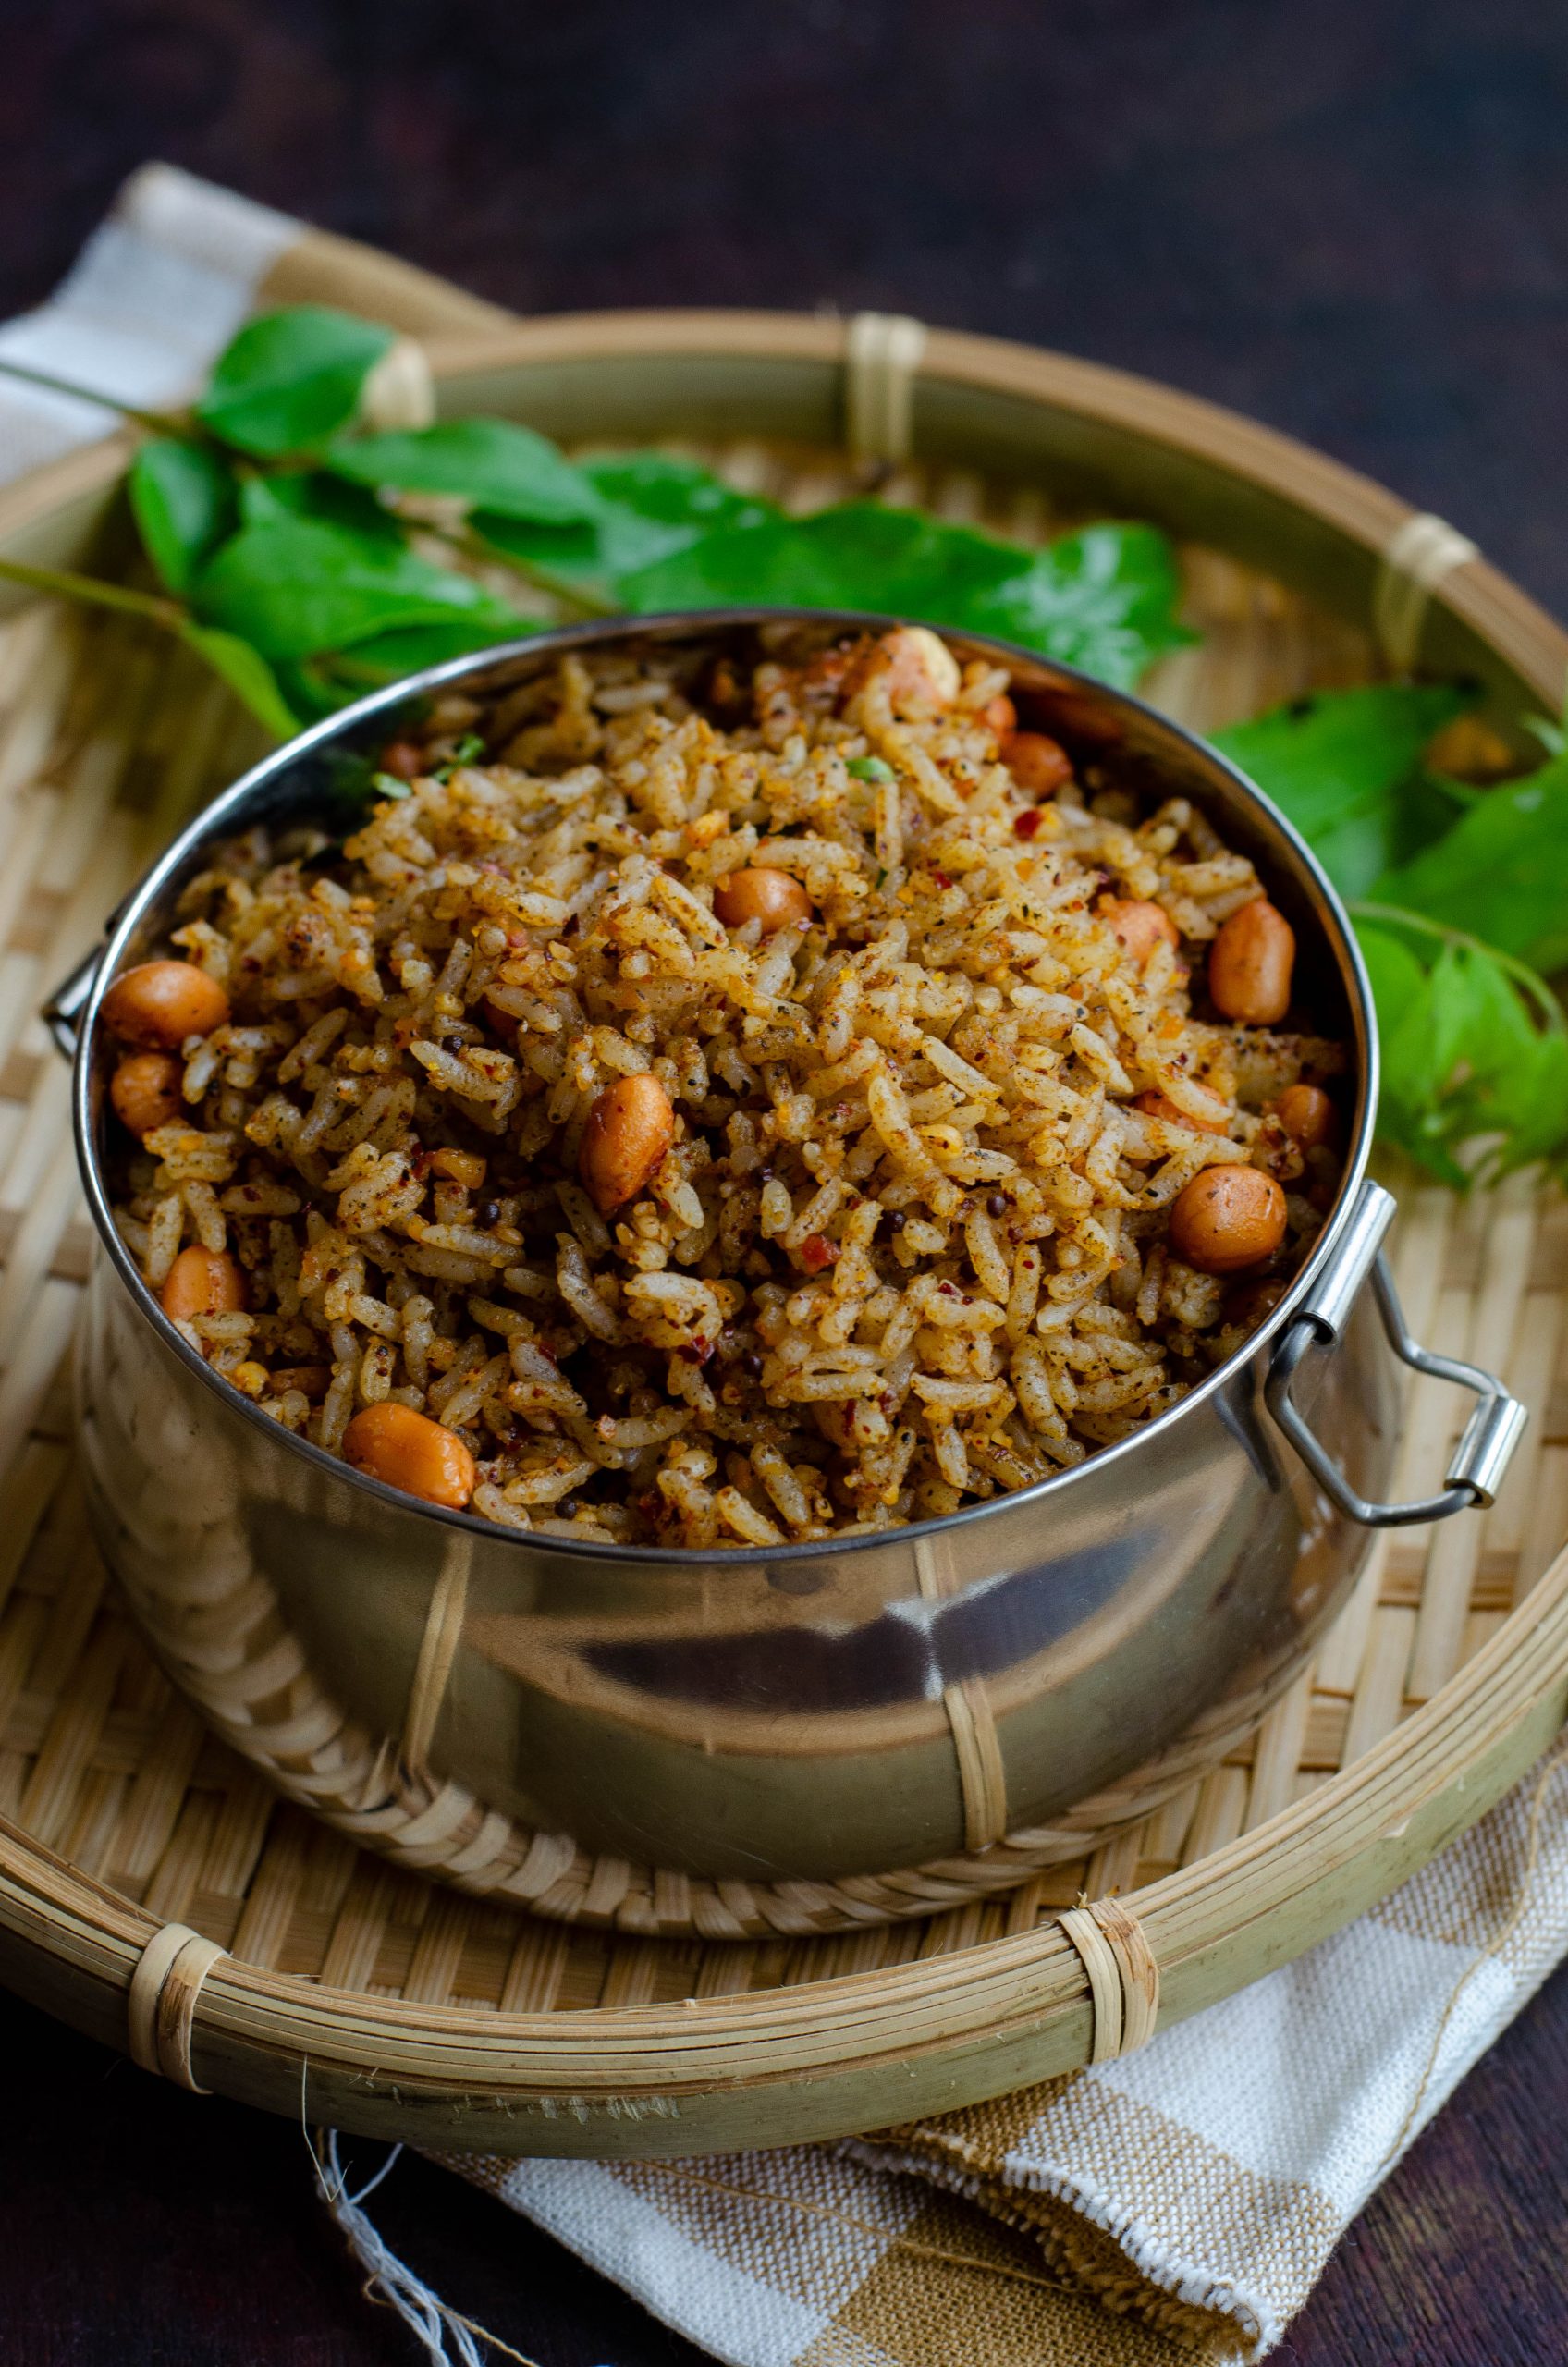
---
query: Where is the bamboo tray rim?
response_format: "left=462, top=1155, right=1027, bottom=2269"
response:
left=425, top=310, right=1568, bottom=708
left=6, top=1535, right=1566, bottom=2085
left=0, top=310, right=1565, bottom=2141
left=6, top=309, right=1566, bottom=711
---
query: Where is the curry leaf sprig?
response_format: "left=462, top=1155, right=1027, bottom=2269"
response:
left=4, top=303, right=1562, bottom=1180
left=0, top=303, right=1191, bottom=734
left=1215, top=687, right=1568, bottom=1184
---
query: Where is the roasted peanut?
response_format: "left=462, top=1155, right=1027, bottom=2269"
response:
left=380, top=738, right=426, bottom=780
left=1105, top=898, right=1180, bottom=966
left=1002, top=730, right=1072, bottom=796
left=1135, top=1087, right=1226, bottom=1134
left=1169, top=1165, right=1287, bottom=1274
left=110, top=1050, right=183, bottom=1137
left=713, top=865, right=813, bottom=935
left=1271, top=1082, right=1338, bottom=1151
left=981, top=693, right=1017, bottom=736
left=1208, top=900, right=1295, bottom=1024
left=580, top=1073, right=676, bottom=1215
left=103, top=959, right=230, bottom=1049
left=343, top=1402, right=477, bottom=1509
left=878, top=625, right=961, bottom=715
left=707, top=655, right=749, bottom=710
left=269, top=1363, right=331, bottom=1403
left=160, top=1245, right=246, bottom=1321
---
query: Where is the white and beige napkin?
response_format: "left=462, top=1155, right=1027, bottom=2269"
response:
left=10, top=164, right=1568, bottom=2367
left=442, top=1748, right=1568, bottom=2363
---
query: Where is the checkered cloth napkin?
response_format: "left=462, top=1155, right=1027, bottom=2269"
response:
left=11, top=163, right=1568, bottom=2366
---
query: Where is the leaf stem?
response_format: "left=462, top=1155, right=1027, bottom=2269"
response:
left=441, top=519, right=618, bottom=619
left=0, top=555, right=185, bottom=628
left=503, top=554, right=619, bottom=619
left=0, top=354, right=189, bottom=436
left=1352, top=900, right=1568, bottom=1035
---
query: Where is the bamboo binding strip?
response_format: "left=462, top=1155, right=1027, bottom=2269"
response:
left=1373, top=511, right=1482, bottom=674
left=127, top=1922, right=227, bottom=2092
left=1058, top=1898, right=1161, bottom=2062
left=843, top=311, right=927, bottom=464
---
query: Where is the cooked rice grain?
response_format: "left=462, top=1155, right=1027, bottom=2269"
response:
left=108, top=626, right=1346, bottom=1546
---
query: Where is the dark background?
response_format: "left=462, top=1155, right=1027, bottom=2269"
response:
left=5, top=0, right=1568, bottom=2360
left=4, top=0, right=1568, bottom=613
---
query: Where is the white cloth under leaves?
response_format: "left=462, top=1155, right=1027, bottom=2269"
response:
left=9, top=166, right=1565, bottom=2367
left=0, top=163, right=295, bottom=479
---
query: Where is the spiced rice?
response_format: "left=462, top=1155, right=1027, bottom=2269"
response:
left=106, top=623, right=1346, bottom=1546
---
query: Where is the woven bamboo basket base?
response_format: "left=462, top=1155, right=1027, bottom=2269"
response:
left=1, top=444, right=1564, bottom=2005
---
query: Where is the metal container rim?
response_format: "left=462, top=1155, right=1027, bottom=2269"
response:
left=68, top=606, right=1380, bottom=1566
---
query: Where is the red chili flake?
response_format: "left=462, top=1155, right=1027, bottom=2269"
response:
left=938, top=1281, right=960, bottom=1298
left=1012, top=807, right=1043, bottom=840
left=537, top=1342, right=558, bottom=1366
left=800, top=1233, right=840, bottom=1273
left=677, top=1336, right=716, bottom=1367
left=931, top=870, right=954, bottom=890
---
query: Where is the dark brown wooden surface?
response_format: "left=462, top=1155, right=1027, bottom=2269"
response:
left=5, top=0, right=1568, bottom=619
left=2, top=0, right=1567, bottom=2358
left=5, top=1968, right=1568, bottom=2365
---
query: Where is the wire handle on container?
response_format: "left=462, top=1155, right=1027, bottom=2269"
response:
left=43, top=938, right=107, bottom=1059
left=1266, top=1181, right=1526, bottom=1527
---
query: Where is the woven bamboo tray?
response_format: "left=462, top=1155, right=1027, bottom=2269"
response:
left=1, top=313, right=1566, bottom=2157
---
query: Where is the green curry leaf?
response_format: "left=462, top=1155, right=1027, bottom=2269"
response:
left=327, top=419, right=598, bottom=523
left=178, top=624, right=302, bottom=738
left=196, top=307, right=395, bottom=458
left=959, top=522, right=1194, bottom=687
left=1370, top=751, right=1568, bottom=975
left=1355, top=915, right=1568, bottom=1183
left=1213, top=684, right=1470, bottom=897
left=129, top=439, right=237, bottom=595
left=615, top=505, right=1191, bottom=688
left=190, top=515, right=521, bottom=661
left=475, top=451, right=780, bottom=589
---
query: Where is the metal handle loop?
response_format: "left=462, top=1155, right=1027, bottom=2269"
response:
left=43, top=940, right=105, bottom=1061
left=1265, top=1182, right=1526, bottom=1528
